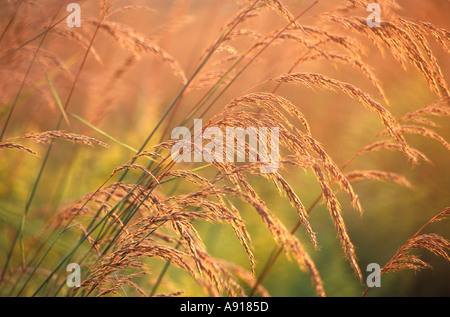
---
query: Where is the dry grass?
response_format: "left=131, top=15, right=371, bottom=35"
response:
left=0, top=0, right=449, bottom=297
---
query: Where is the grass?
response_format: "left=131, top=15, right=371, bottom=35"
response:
left=0, top=0, right=449, bottom=297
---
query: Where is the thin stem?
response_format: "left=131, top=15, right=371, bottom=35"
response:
left=0, top=0, right=23, bottom=46
left=149, top=241, right=181, bottom=297
left=249, top=193, right=322, bottom=296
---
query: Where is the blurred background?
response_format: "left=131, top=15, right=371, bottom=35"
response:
left=0, top=0, right=448, bottom=296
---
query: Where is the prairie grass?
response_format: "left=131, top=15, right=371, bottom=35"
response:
left=0, top=0, right=448, bottom=297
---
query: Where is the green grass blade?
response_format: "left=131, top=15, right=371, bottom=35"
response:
left=37, top=56, right=71, bottom=128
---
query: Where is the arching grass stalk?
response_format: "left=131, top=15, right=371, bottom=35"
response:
left=82, top=0, right=264, bottom=238
left=57, top=161, right=211, bottom=297
left=29, top=182, right=145, bottom=297
left=199, top=0, right=320, bottom=119
left=110, top=3, right=322, bottom=295
left=250, top=194, right=322, bottom=296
